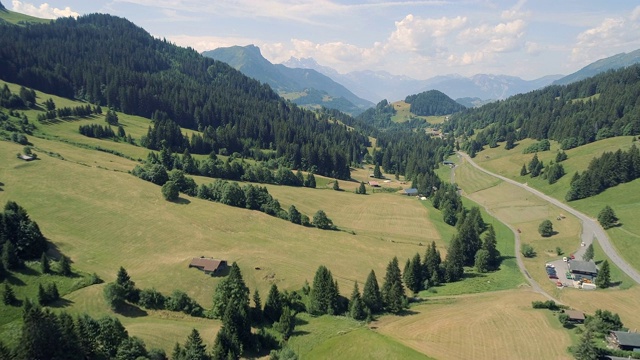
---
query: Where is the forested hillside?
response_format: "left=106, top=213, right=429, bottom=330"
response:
left=0, top=14, right=369, bottom=179
left=405, top=90, right=465, bottom=116
left=446, top=64, right=640, bottom=151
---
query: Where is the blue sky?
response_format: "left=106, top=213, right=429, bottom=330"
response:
left=8, top=0, right=640, bottom=80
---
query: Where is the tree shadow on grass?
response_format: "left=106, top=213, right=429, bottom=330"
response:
left=14, top=266, right=39, bottom=277
left=171, top=197, right=191, bottom=205
left=291, top=330, right=311, bottom=337
left=5, top=273, right=26, bottom=286
left=463, top=272, right=487, bottom=279
left=49, top=298, right=74, bottom=308
left=294, top=317, right=308, bottom=326
left=397, top=309, right=419, bottom=317
left=116, top=303, right=148, bottom=318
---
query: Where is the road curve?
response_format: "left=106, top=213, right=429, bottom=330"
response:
left=458, top=151, right=640, bottom=286
left=450, top=159, right=560, bottom=303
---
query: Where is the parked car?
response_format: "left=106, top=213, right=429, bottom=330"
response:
left=549, top=274, right=558, bottom=279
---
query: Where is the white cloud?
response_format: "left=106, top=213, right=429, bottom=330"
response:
left=11, top=1, right=79, bottom=19
left=501, top=0, right=529, bottom=20
left=571, top=12, right=640, bottom=63
left=459, top=19, right=526, bottom=53
left=525, top=41, right=542, bottom=55
left=167, top=35, right=259, bottom=52
left=387, top=14, right=467, bottom=54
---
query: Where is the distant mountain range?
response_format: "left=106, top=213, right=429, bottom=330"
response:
left=283, top=57, right=563, bottom=103
left=202, top=45, right=373, bottom=115
left=553, top=49, right=640, bottom=86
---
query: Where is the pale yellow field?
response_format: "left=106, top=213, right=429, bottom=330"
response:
left=375, top=289, right=573, bottom=360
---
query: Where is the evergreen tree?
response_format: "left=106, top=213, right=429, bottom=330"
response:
left=309, top=265, right=339, bottom=315
left=362, top=270, right=383, bottom=314
left=211, top=262, right=250, bottom=319
left=251, top=289, right=263, bottom=325
left=482, top=224, right=501, bottom=270
left=348, top=282, right=367, bottom=321
left=597, top=206, right=618, bottom=229
left=263, top=284, right=283, bottom=324
left=583, top=243, right=594, bottom=262
left=573, top=329, right=598, bottom=360
left=381, top=257, right=406, bottom=313
left=595, top=260, right=611, bottom=289
left=444, top=235, right=464, bottom=282
left=3, top=282, right=17, bottom=305
left=358, top=181, right=366, bottom=194
left=115, top=266, right=139, bottom=303
left=37, top=283, right=48, bottom=306
left=457, top=218, right=482, bottom=267
left=304, top=173, right=316, bottom=188
left=332, top=180, right=340, bottom=191
left=423, top=241, right=442, bottom=285
left=182, top=329, right=208, bottom=360
left=520, top=163, right=527, bottom=176
left=97, top=316, right=129, bottom=359
left=403, top=253, right=422, bottom=294
left=274, top=306, right=295, bottom=341
left=59, top=255, right=72, bottom=276
left=288, top=205, right=301, bottom=225
left=2, top=241, right=20, bottom=270
left=474, top=249, right=490, bottom=273
left=40, top=252, right=50, bottom=274
left=373, top=164, right=382, bottom=179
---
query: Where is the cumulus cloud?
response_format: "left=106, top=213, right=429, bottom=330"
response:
left=501, top=0, right=529, bottom=20
left=458, top=19, right=526, bottom=53
left=167, top=35, right=259, bottom=52
left=12, top=1, right=79, bottom=19
left=571, top=12, right=640, bottom=63
left=387, top=14, right=467, bottom=54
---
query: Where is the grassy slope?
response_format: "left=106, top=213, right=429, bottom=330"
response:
left=376, top=290, right=573, bottom=360
left=449, top=155, right=640, bottom=332
left=0, top=82, right=447, bottom=356
left=0, top=8, right=50, bottom=25
left=390, top=101, right=446, bottom=124
left=0, top=79, right=573, bottom=358
left=472, top=137, right=640, bottom=273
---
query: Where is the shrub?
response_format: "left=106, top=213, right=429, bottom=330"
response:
left=521, top=243, right=536, bottom=258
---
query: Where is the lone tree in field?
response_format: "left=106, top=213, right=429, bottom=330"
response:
left=520, top=163, right=527, bottom=176
left=356, top=181, right=366, bottom=195
left=595, top=260, right=611, bottom=289
left=583, top=243, right=594, bottom=262
left=332, top=180, right=340, bottom=191
left=597, top=206, right=618, bottom=229
left=381, top=257, right=406, bottom=313
left=538, top=219, right=554, bottom=237
left=161, top=181, right=179, bottom=201
left=521, top=243, right=536, bottom=258
left=312, top=210, right=333, bottom=230
left=309, top=265, right=339, bottom=315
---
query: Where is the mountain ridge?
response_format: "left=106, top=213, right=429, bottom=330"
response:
left=553, top=49, right=640, bottom=86
left=204, top=45, right=373, bottom=115
left=283, top=57, right=562, bottom=102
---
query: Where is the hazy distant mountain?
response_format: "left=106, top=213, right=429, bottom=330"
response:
left=283, top=57, right=562, bottom=103
left=455, top=97, right=494, bottom=108
left=203, top=46, right=373, bottom=115
left=553, top=49, right=640, bottom=86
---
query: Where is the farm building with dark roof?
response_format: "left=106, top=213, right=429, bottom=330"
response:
left=189, top=257, right=227, bottom=276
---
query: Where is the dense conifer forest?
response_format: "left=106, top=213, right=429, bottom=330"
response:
left=405, top=90, right=466, bottom=116
left=446, top=64, right=640, bottom=150
left=0, top=14, right=369, bottom=179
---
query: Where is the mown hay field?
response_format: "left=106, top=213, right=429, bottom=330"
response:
left=375, top=289, right=573, bottom=360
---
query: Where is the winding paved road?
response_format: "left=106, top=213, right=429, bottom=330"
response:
left=458, top=152, right=640, bottom=286
left=450, top=157, right=559, bottom=303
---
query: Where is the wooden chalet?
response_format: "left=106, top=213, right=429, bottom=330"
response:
left=563, top=310, right=585, bottom=324
left=189, top=257, right=227, bottom=276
